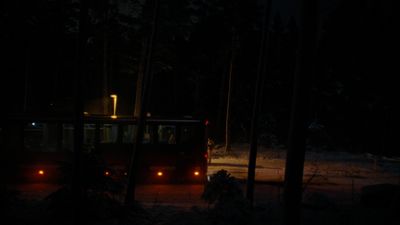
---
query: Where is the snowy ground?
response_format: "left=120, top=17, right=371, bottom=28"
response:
left=5, top=144, right=400, bottom=225
left=208, top=143, right=400, bottom=205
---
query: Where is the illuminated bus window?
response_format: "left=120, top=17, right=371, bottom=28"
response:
left=157, top=125, right=176, bottom=144
left=100, top=124, right=118, bottom=143
left=143, top=125, right=154, bottom=144
left=122, top=124, right=153, bottom=143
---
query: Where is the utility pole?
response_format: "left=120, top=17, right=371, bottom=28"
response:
left=283, top=1, right=318, bottom=225
left=246, top=0, right=272, bottom=205
left=125, top=0, right=159, bottom=205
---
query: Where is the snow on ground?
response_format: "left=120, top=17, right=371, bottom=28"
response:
left=208, top=143, right=400, bottom=205
left=5, top=144, right=400, bottom=225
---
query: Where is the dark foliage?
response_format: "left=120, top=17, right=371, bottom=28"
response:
left=43, top=152, right=126, bottom=224
left=0, top=0, right=398, bottom=155
left=202, top=170, right=252, bottom=225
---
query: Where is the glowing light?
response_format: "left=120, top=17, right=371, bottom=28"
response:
left=110, top=94, right=118, bottom=119
left=38, top=170, right=44, bottom=175
left=194, top=171, right=200, bottom=176
left=157, top=171, right=163, bottom=177
left=205, top=119, right=209, bottom=126
left=104, top=171, right=110, bottom=176
left=32, top=122, right=36, bottom=126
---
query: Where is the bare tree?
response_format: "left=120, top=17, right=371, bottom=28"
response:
left=224, top=33, right=237, bottom=153
left=102, top=0, right=110, bottom=115
left=283, top=0, right=318, bottom=225
left=125, top=0, right=159, bottom=205
left=246, top=0, right=272, bottom=205
left=72, top=0, right=89, bottom=223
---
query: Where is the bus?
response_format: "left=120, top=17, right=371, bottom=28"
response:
left=1, top=114, right=209, bottom=184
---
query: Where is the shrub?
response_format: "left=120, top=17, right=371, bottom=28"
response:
left=202, top=170, right=252, bottom=225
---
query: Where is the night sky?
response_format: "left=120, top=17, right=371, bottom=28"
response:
left=0, top=0, right=398, bottom=155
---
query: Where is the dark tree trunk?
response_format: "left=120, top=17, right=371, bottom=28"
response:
left=125, top=0, right=159, bottom=205
left=224, top=34, right=236, bottom=153
left=246, top=0, right=272, bottom=205
left=283, top=1, right=318, bottom=225
left=103, top=0, right=110, bottom=115
left=72, top=0, right=89, bottom=224
left=134, top=39, right=147, bottom=118
left=216, top=50, right=229, bottom=142
left=23, top=45, right=30, bottom=112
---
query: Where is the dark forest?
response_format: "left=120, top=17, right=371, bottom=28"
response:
left=1, top=0, right=397, bottom=156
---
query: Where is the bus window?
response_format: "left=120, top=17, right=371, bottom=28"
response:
left=62, top=124, right=74, bottom=152
left=42, top=123, right=59, bottom=152
left=143, top=125, right=154, bottom=144
left=100, top=124, right=118, bottom=143
left=23, top=122, right=61, bottom=152
left=84, top=124, right=96, bottom=152
left=122, top=124, right=136, bottom=143
left=24, top=122, right=44, bottom=152
left=157, top=125, right=176, bottom=144
left=180, top=125, right=201, bottom=144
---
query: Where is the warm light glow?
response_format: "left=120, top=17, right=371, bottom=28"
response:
left=104, top=171, right=110, bottom=176
left=110, top=94, right=118, bottom=119
left=194, top=171, right=200, bottom=176
left=157, top=171, right=163, bottom=177
left=38, top=170, right=44, bottom=175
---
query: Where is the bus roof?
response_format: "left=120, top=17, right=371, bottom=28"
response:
left=4, top=114, right=205, bottom=124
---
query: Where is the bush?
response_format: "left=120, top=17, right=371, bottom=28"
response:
left=202, top=170, right=252, bottom=225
